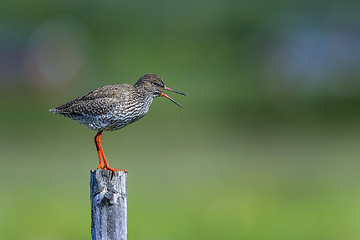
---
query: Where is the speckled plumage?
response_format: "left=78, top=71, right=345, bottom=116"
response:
left=50, top=73, right=186, bottom=173
left=50, top=83, right=153, bottom=131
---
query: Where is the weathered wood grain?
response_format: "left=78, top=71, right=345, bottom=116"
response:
left=90, top=170, right=128, bottom=240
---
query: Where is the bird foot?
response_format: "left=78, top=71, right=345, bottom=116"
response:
left=103, top=166, right=128, bottom=175
left=97, top=164, right=105, bottom=169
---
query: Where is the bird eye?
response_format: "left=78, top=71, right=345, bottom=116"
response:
left=152, top=81, right=159, bottom=87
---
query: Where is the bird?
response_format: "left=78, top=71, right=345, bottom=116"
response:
left=49, top=73, right=186, bottom=173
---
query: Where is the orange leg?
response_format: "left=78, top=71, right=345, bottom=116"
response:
left=94, top=131, right=105, bottom=169
left=94, top=131, right=127, bottom=174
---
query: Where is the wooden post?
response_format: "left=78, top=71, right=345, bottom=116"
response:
left=90, top=169, right=128, bottom=240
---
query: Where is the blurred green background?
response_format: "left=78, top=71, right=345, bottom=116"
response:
left=1, top=1, right=360, bottom=239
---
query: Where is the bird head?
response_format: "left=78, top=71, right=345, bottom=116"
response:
left=135, top=74, right=187, bottom=107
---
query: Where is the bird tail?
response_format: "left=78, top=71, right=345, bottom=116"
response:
left=49, top=108, right=59, bottom=114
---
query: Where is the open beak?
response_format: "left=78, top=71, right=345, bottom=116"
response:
left=161, top=86, right=187, bottom=108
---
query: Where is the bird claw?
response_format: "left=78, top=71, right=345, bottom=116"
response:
left=103, top=166, right=127, bottom=175
left=97, top=164, right=105, bottom=169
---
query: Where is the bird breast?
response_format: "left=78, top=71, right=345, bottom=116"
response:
left=87, top=95, right=154, bottom=131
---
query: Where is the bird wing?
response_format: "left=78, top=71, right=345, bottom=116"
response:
left=53, top=84, right=139, bottom=117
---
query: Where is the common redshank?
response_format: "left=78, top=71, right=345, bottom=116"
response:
left=50, top=74, right=186, bottom=173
